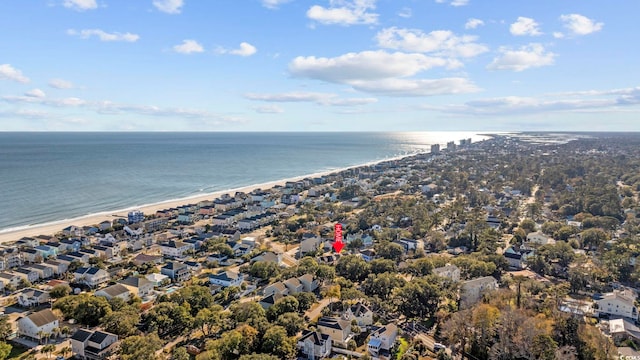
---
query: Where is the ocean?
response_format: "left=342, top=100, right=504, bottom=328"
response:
left=0, top=131, right=487, bottom=233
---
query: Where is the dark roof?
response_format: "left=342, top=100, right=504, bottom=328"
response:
left=71, top=329, right=93, bottom=342
left=88, top=331, right=111, bottom=344
left=119, top=276, right=151, bottom=288
left=162, top=262, right=186, bottom=271
left=317, top=317, right=349, bottom=330
left=299, top=330, right=329, bottom=346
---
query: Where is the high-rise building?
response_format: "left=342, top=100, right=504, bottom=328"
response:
left=430, top=144, right=440, bottom=154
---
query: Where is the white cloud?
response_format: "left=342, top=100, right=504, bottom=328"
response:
left=307, top=0, right=378, bottom=26
left=25, top=89, right=46, bottom=98
left=398, top=7, right=412, bottom=18
left=1, top=94, right=243, bottom=123
left=67, top=29, right=140, bottom=42
left=153, top=0, right=184, bottom=14
left=376, top=27, right=488, bottom=58
left=436, top=0, right=469, bottom=7
left=553, top=32, right=564, bottom=39
left=252, top=105, right=284, bottom=113
left=421, top=86, right=640, bottom=118
left=245, top=91, right=377, bottom=106
left=510, top=17, right=542, bottom=36
left=173, top=39, right=204, bottom=54
left=560, top=14, right=603, bottom=36
left=0, top=64, right=30, bottom=83
left=487, top=43, right=555, bottom=72
left=49, top=78, right=74, bottom=89
left=290, top=50, right=454, bottom=83
left=63, top=0, right=97, bottom=11
left=348, top=77, right=480, bottom=96
left=217, top=42, right=257, bottom=57
left=465, top=18, right=484, bottom=29
left=261, top=0, right=292, bottom=9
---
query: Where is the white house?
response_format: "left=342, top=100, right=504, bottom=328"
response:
left=594, top=289, right=638, bottom=320
left=17, top=288, right=50, bottom=307
left=526, top=231, right=556, bottom=246
left=461, top=276, right=499, bottom=309
left=119, top=276, right=154, bottom=298
left=342, top=302, right=373, bottom=327
left=71, top=329, right=119, bottom=360
left=145, top=272, right=170, bottom=287
left=95, top=284, right=131, bottom=301
left=160, top=240, right=193, bottom=259
left=368, top=323, right=398, bottom=356
left=209, top=271, right=244, bottom=288
left=73, top=267, right=110, bottom=288
left=18, top=309, right=59, bottom=341
left=317, top=317, right=352, bottom=347
left=297, top=330, right=332, bottom=360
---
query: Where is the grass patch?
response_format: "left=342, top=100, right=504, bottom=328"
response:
left=396, top=337, right=409, bottom=360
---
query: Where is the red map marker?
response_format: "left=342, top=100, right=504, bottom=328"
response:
left=333, top=223, right=344, bottom=253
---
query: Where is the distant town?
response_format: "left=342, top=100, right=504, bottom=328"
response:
left=0, top=132, right=639, bottom=360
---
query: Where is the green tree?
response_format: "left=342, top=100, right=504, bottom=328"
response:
left=172, top=347, right=190, bottom=360
left=292, top=292, right=316, bottom=312
left=101, top=306, right=141, bottom=337
left=0, top=316, right=11, bottom=342
left=194, top=305, right=225, bottom=337
left=169, top=285, right=215, bottom=317
left=249, top=261, right=281, bottom=280
left=336, top=255, right=370, bottom=282
left=41, top=344, right=56, bottom=359
left=261, top=326, right=296, bottom=360
left=276, top=312, right=305, bottom=336
left=266, top=296, right=299, bottom=321
left=362, top=272, right=406, bottom=298
left=143, top=302, right=193, bottom=338
left=0, top=341, right=11, bottom=360
left=369, top=259, right=397, bottom=274
left=49, top=284, right=71, bottom=299
left=374, top=241, right=405, bottom=261
left=119, top=333, right=163, bottom=360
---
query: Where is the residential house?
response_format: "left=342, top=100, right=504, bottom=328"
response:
left=145, top=272, right=170, bottom=288
left=209, top=271, right=244, bottom=288
left=34, top=245, right=57, bottom=259
left=594, top=289, right=638, bottom=320
left=17, top=309, right=59, bottom=341
left=99, top=220, right=112, bottom=231
left=433, top=265, right=461, bottom=282
left=368, top=323, right=398, bottom=356
left=66, top=251, right=90, bottom=264
left=160, top=240, right=193, bottom=259
left=59, top=238, right=82, bottom=253
left=298, top=274, right=319, bottom=292
left=264, top=282, right=289, bottom=297
left=95, top=284, right=131, bottom=301
left=342, top=302, right=373, bottom=327
left=206, top=254, right=228, bottom=265
left=526, top=231, right=556, bottom=246
left=184, top=260, right=202, bottom=273
left=284, top=277, right=304, bottom=294
left=503, top=246, right=535, bottom=270
left=299, top=234, right=322, bottom=257
left=132, top=253, right=163, bottom=266
left=0, top=247, right=22, bottom=269
left=15, top=268, right=39, bottom=284
left=16, top=237, right=39, bottom=248
left=161, top=262, right=191, bottom=283
left=119, top=276, right=154, bottom=298
left=359, top=249, right=375, bottom=262
left=73, top=267, right=110, bottom=288
left=461, top=276, right=499, bottom=309
left=297, top=330, right=332, bottom=360
left=0, top=272, right=21, bottom=289
left=317, top=317, right=352, bottom=347
left=43, top=260, right=68, bottom=276
left=24, top=264, right=54, bottom=280
left=609, top=318, right=640, bottom=344
left=21, top=249, right=41, bottom=264
left=17, top=288, right=50, bottom=307
left=71, top=329, right=119, bottom=360
left=250, top=252, right=282, bottom=266
left=259, top=292, right=284, bottom=309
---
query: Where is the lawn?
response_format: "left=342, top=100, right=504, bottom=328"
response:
left=396, top=337, right=409, bottom=360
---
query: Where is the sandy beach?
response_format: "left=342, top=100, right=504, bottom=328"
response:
left=0, top=152, right=417, bottom=244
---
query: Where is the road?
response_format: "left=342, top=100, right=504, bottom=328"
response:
left=304, top=297, right=332, bottom=321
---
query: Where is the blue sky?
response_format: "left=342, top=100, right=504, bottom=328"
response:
left=1, top=0, right=639, bottom=131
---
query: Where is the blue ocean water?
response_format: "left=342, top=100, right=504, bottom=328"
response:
left=0, top=132, right=487, bottom=232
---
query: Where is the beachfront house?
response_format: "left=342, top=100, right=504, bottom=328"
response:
left=17, top=309, right=59, bottom=342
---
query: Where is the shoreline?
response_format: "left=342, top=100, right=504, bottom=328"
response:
left=0, top=151, right=427, bottom=244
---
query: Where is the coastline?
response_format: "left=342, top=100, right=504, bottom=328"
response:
left=0, top=151, right=424, bottom=244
